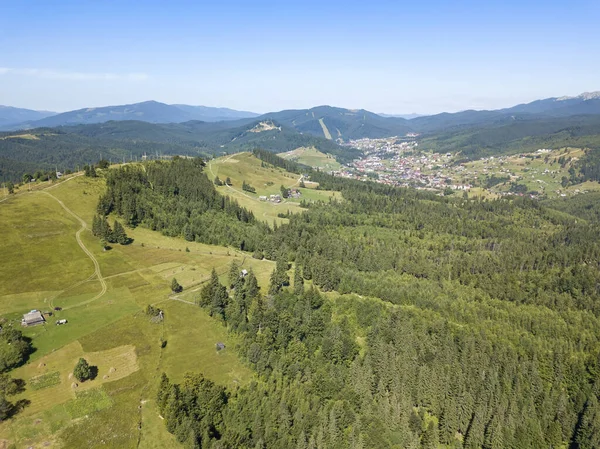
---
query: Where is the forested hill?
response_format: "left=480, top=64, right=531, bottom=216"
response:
left=98, top=157, right=600, bottom=448
left=0, top=120, right=358, bottom=182
left=420, top=114, right=600, bottom=159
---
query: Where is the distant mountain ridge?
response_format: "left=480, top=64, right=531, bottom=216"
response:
left=2, top=90, right=599, bottom=140
left=1, top=101, right=259, bottom=130
left=0, top=106, right=56, bottom=127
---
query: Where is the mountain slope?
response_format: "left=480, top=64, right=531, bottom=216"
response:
left=4, top=101, right=259, bottom=130
left=0, top=106, right=56, bottom=127
left=172, top=104, right=259, bottom=121
left=259, top=106, right=413, bottom=140
left=420, top=114, right=600, bottom=158
left=500, top=92, right=600, bottom=116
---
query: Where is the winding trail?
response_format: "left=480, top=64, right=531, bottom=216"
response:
left=39, top=190, right=107, bottom=307
left=0, top=173, right=83, bottom=204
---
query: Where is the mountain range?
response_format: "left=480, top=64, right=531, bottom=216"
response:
left=1, top=91, right=600, bottom=181
left=0, top=106, right=56, bottom=127
left=0, top=101, right=259, bottom=130
left=2, top=92, right=599, bottom=140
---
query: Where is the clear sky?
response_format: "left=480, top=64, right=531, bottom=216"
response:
left=1, top=0, right=598, bottom=114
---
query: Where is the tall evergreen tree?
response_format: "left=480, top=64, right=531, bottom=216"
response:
left=574, top=396, right=600, bottom=449
left=171, top=278, right=183, bottom=293
left=228, top=260, right=241, bottom=289
left=112, top=220, right=129, bottom=245
left=244, top=269, right=260, bottom=300
left=294, top=264, right=304, bottom=296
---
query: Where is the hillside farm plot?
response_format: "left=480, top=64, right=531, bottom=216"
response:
left=209, top=152, right=302, bottom=197
left=209, top=152, right=339, bottom=225
left=458, top=147, right=594, bottom=198
left=278, top=146, right=342, bottom=171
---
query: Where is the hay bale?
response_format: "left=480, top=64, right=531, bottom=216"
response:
left=37, top=362, right=46, bottom=368
left=68, top=373, right=73, bottom=380
left=71, top=382, right=78, bottom=389
left=103, top=375, right=109, bottom=380
left=109, top=367, right=116, bottom=373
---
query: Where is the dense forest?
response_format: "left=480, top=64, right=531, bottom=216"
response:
left=420, top=115, right=600, bottom=159
left=0, top=118, right=357, bottom=182
left=98, top=157, right=600, bottom=448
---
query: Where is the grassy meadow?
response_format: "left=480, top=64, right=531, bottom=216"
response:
left=0, top=172, right=273, bottom=448
left=209, top=152, right=338, bottom=225
left=278, top=146, right=342, bottom=171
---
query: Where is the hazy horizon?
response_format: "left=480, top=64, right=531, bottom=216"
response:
left=2, top=0, right=599, bottom=115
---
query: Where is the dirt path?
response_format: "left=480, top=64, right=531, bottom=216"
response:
left=0, top=173, right=83, bottom=204
left=39, top=190, right=107, bottom=307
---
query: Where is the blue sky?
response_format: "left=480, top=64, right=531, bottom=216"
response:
left=1, top=0, right=598, bottom=114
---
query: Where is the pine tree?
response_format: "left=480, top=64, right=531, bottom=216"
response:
left=269, top=250, right=290, bottom=294
left=294, top=264, right=304, bottom=296
left=280, top=185, right=289, bottom=198
left=199, top=269, right=219, bottom=307
left=171, top=278, right=182, bottom=293
left=101, top=217, right=114, bottom=243
left=157, top=373, right=171, bottom=413
left=574, top=396, right=600, bottom=449
left=92, top=215, right=101, bottom=237
left=244, top=269, right=259, bottom=300
left=269, top=268, right=281, bottom=295
left=421, top=421, right=439, bottom=449
left=210, top=283, right=228, bottom=320
left=228, top=260, right=241, bottom=289
left=113, top=220, right=128, bottom=245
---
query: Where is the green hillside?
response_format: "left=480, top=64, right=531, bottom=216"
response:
left=420, top=114, right=600, bottom=159
left=2, top=144, right=600, bottom=449
left=0, top=173, right=275, bottom=447
left=278, top=146, right=343, bottom=171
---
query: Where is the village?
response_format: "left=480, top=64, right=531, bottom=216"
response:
left=329, top=138, right=592, bottom=198
left=335, top=136, right=471, bottom=192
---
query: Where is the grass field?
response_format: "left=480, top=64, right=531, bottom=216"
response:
left=0, top=172, right=272, bottom=448
left=278, top=146, right=342, bottom=171
left=209, top=152, right=339, bottom=225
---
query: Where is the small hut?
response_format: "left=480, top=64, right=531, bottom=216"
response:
left=22, top=310, right=45, bottom=327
